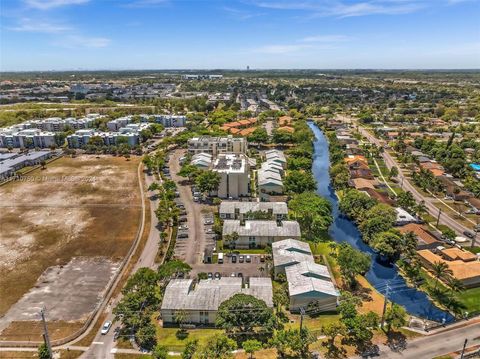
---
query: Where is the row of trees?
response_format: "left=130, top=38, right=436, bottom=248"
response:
left=339, top=189, right=417, bottom=262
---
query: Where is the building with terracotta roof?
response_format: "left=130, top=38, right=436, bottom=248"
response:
left=398, top=223, right=439, bottom=245
left=278, top=115, right=293, bottom=126
left=277, top=126, right=295, bottom=133
left=417, top=249, right=480, bottom=288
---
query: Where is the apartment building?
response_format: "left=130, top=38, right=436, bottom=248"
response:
left=258, top=151, right=286, bottom=201
left=188, top=136, right=247, bottom=156
left=212, top=153, right=250, bottom=199
left=272, top=239, right=339, bottom=313
left=66, top=129, right=139, bottom=148
left=219, top=201, right=288, bottom=221
left=153, top=114, right=186, bottom=127
left=0, top=128, right=55, bottom=149
left=161, top=277, right=273, bottom=326
left=222, top=220, right=301, bottom=248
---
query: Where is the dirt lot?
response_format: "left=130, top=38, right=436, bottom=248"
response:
left=0, top=155, right=141, bottom=322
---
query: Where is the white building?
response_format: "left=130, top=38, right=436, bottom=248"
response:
left=0, top=128, right=55, bottom=149
left=265, top=149, right=287, bottom=169
left=258, top=158, right=285, bottom=201
left=160, top=277, right=273, bottom=326
left=191, top=153, right=212, bottom=169
left=107, top=116, right=131, bottom=131
left=222, top=220, right=301, bottom=249
left=212, top=153, right=250, bottom=199
left=66, top=129, right=139, bottom=148
left=153, top=115, right=186, bottom=127
left=188, top=136, right=247, bottom=156
left=219, top=201, right=288, bottom=221
left=0, top=151, right=53, bottom=179
left=395, top=207, right=417, bottom=226
left=272, top=239, right=339, bottom=313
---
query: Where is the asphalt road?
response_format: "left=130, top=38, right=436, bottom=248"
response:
left=343, top=115, right=473, bottom=238
left=367, top=321, right=480, bottom=358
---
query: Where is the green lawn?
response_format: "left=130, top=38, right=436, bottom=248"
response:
left=456, top=287, right=480, bottom=313
left=156, top=327, right=223, bottom=352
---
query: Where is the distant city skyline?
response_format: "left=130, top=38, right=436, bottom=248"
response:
left=1, top=0, right=479, bottom=71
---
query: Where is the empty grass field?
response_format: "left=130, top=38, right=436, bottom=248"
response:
left=0, top=155, right=141, bottom=323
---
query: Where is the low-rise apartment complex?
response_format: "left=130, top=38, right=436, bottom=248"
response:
left=219, top=201, right=288, bottom=221
left=161, top=277, right=273, bottom=326
left=188, top=136, right=247, bottom=156
left=222, top=220, right=301, bottom=248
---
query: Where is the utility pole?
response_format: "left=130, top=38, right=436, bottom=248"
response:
left=380, top=282, right=390, bottom=329
left=40, top=308, right=53, bottom=359
left=460, top=338, right=468, bottom=359
left=300, top=307, right=305, bottom=332
left=436, top=208, right=442, bottom=227
left=471, top=231, right=477, bottom=248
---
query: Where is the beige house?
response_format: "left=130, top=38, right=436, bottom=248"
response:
left=222, top=220, right=301, bottom=248
left=160, top=277, right=273, bottom=326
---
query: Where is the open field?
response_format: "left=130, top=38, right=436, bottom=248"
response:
left=0, top=155, right=141, bottom=333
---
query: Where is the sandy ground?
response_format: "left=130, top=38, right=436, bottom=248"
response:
left=0, top=155, right=141, bottom=320
left=1, top=257, right=119, bottom=324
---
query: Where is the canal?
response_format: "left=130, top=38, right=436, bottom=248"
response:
left=308, top=122, right=454, bottom=323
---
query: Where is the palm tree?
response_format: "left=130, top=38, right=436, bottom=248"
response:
left=445, top=276, right=464, bottom=293
left=431, top=261, right=454, bottom=289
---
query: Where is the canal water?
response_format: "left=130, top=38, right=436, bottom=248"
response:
left=308, top=122, right=454, bottom=323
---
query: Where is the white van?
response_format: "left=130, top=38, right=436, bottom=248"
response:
left=218, top=252, right=224, bottom=264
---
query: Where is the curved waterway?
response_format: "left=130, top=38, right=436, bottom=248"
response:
left=308, top=122, right=454, bottom=323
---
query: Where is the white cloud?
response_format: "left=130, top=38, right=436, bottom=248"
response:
left=9, top=18, right=71, bottom=33
left=251, top=0, right=435, bottom=18
left=124, top=0, right=169, bottom=8
left=254, top=44, right=313, bottom=54
left=301, top=34, right=350, bottom=42
left=24, top=0, right=90, bottom=10
left=222, top=6, right=264, bottom=20
left=53, top=35, right=110, bottom=48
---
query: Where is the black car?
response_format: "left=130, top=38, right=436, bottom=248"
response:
left=214, top=272, right=221, bottom=279
left=463, top=230, right=475, bottom=239
left=231, top=255, right=237, bottom=263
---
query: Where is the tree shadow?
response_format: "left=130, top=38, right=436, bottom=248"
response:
left=385, top=331, right=407, bottom=352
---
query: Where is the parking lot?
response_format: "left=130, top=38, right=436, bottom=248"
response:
left=190, top=254, right=270, bottom=279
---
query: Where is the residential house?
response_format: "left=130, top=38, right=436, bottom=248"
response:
left=395, top=207, right=417, bottom=226
left=398, top=223, right=441, bottom=246
left=417, top=248, right=480, bottom=288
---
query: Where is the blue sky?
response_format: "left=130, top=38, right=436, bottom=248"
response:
left=1, top=0, right=479, bottom=71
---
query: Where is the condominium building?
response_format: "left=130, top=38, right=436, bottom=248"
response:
left=66, top=129, right=139, bottom=148
left=188, top=136, right=247, bottom=156
left=212, top=153, right=250, bottom=199
left=258, top=151, right=286, bottom=201
left=272, top=239, right=339, bottom=313
left=0, top=128, right=55, bottom=149
left=153, top=115, right=186, bottom=127
left=222, top=220, right=301, bottom=248
left=161, top=277, right=272, bottom=326
left=219, top=201, right=288, bottom=221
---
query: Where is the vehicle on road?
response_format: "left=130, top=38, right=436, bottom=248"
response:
left=463, top=230, right=475, bottom=239
left=101, top=321, right=112, bottom=335
left=246, top=255, right=251, bottom=263
left=239, top=255, right=244, bottom=263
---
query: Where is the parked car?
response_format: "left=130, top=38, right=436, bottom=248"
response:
left=231, top=255, right=237, bottom=263
left=237, top=273, right=243, bottom=278
left=179, top=225, right=188, bottom=230
left=214, top=272, right=221, bottom=279
left=246, top=255, right=252, bottom=263
left=101, top=321, right=112, bottom=335
left=178, top=216, right=187, bottom=222
left=239, top=255, right=244, bottom=263
left=207, top=272, right=213, bottom=279
left=260, top=255, right=265, bottom=262
left=177, top=232, right=188, bottom=239
left=204, top=219, right=214, bottom=225
left=193, top=196, right=200, bottom=202
left=230, top=273, right=236, bottom=277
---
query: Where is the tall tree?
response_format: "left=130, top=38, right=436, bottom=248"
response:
left=384, top=304, right=407, bottom=334
left=197, top=334, right=236, bottom=359
left=242, top=339, right=262, bottom=359
left=216, top=294, right=274, bottom=335
left=195, top=170, right=221, bottom=195
left=334, top=243, right=371, bottom=290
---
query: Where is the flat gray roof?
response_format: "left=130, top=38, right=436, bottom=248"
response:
left=219, top=201, right=288, bottom=215
left=161, top=277, right=273, bottom=311
left=223, top=220, right=300, bottom=238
